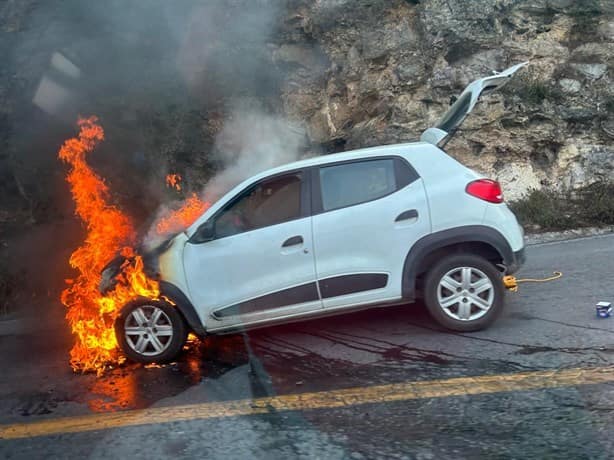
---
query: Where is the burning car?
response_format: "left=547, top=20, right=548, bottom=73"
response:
left=102, top=63, right=527, bottom=364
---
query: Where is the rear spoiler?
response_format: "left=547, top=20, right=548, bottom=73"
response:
left=420, top=62, right=528, bottom=147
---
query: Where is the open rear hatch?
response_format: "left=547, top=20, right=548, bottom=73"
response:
left=420, top=62, right=528, bottom=147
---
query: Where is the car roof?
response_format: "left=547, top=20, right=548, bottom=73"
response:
left=251, top=141, right=430, bottom=180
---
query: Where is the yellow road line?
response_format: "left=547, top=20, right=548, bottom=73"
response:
left=2, top=366, right=614, bottom=440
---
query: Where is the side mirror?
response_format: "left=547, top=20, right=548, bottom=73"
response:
left=190, top=220, right=215, bottom=244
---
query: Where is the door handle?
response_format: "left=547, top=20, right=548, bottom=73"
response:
left=395, top=209, right=419, bottom=222
left=282, top=235, right=304, bottom=247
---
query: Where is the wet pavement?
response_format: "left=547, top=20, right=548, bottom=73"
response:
left=2, top=234, right=614, bottom=459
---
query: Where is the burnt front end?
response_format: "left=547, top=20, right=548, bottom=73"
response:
left=98, top=236, right=176, bottom=295
left=98, top=233, right=205, bottom=335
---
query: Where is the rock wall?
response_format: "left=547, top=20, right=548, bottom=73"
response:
left=2, top=0, right=613, bottom=217
left=274, top=0, right=614, bottom=199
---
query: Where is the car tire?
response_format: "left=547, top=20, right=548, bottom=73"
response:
left=423, top=254, right=504, bottom=332
left=115, top=298, right=187, bottom=364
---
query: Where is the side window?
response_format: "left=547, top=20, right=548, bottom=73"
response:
left=215, top=173, right=302, bottom=238
left=319, top=159, right=397, bottom=211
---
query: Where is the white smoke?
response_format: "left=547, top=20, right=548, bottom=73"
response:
left=205, top=108, right=308, bottom=200
left=143, top=108, right=309, bottom=250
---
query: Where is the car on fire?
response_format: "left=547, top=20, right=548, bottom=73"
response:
left=103, top=63, right=527, bottom=364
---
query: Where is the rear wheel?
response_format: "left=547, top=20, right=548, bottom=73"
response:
left=423, top=254, right=504, bottom=332
left=115, top=299, right=187, bottom=364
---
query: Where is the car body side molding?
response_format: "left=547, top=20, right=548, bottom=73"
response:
left=212, top=282, right=320, bottom=319
left=212, top=273, right=390, bottom=319
left=401, top=225, right=515, bottom=300
left=319, top=274, right=388, bottom=299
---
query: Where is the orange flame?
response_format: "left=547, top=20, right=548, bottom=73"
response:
left=60, top=117, right=210, bottom=375
left=155, top=193, right=210, bottom=236
left=165, top=173, right=182, bottom=191
left=60, top=117, right=160, bottom=374
left=159, top=173, right=210, bottom=235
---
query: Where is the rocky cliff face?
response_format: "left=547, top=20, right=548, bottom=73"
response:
left=2, top=0, right=613, bottom=218
left=274, top=0, right=614, bottom=199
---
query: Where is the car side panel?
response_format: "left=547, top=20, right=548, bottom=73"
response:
left=312, top=178, right=432, bottom=307
left=158, top=234, right=192, bottom=310
left=403, top=145, right=524, bottom=253
left=183, top=216, right=320, bottom=326
left=403, top=146, right=487, bottom=234
left=483, top=204, right=524, bottom=252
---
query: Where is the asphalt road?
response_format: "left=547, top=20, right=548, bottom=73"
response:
left=2, top=234, right=614, bottom=459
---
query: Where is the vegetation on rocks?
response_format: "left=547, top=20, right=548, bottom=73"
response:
left=510, top=181, right=614, bottom=231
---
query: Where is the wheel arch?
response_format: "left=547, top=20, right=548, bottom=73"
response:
left=159, top=281, right=207, bottom=336
left=402, top=225, right=513, bottom=299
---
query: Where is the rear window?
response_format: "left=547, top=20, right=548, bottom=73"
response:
left=319, top=159, right=397, bottom=211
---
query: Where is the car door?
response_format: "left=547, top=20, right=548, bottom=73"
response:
left=311, top=156, right=431, bottom=309
left=183, top=169, right=321, bottom=330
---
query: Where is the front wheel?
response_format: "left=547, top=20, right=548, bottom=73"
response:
left=115, top=299, right=187, bottom=364
left=423, top=254, right=504, bottom=332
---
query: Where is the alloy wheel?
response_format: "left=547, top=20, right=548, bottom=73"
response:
left=124, top=305, right=174, bottom=356
left=436, top=266, right=495, bottom=321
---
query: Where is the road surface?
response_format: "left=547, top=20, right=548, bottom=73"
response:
left=2, top=234, right=614, bottom=459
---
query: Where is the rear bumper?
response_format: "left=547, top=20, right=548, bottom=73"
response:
left=506, top=247, right=526, bottom=275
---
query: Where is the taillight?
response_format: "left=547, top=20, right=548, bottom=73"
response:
left=466, top=179, right=503, bottom=203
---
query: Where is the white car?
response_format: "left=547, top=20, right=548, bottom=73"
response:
left=109, top=63, right=527, bottom=364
